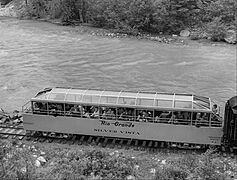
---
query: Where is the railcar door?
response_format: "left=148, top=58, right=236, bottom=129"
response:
left=223, top=96, right=237, bottom=147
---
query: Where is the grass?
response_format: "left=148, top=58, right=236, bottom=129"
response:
left=0, top=139, right=237, bottom=180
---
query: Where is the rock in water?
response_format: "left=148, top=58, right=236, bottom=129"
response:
left=180, top=30, right=190, bottom=37
left=224, top=30, right=236, bottom=44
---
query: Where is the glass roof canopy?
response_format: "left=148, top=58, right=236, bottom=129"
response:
left=32, top=87, right=212, bottom=112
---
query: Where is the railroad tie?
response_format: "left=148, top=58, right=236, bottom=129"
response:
left=78, top=136, right=85, bottom=145
left=1, top=128, right=9, bottom=133
left=8, top=129, right=16, bottom=134
left=127, top=139, right=132, bottom=146
left=160, top=142, right=164, bottom=148
left=87, top=136, right=93, bottom=143
left=95, top=137, right=100, bottom=144
left=148, top=141, right=152, bottom=147
left=112, top=138, right=116, bottom=145
left=102, top=138, right=108, bottom=147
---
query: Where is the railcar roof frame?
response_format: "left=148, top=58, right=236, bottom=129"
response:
left=32, top=87, right=212, bottom=112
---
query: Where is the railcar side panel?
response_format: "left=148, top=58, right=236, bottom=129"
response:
left=23, top=113, right=223, bottom=145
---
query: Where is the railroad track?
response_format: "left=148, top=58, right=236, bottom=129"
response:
left=0, top=125, right=235, bottom=157
left=0, top=124, right=25, bottom=139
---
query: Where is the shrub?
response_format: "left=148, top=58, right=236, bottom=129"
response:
left=154, top=165, right=188, bottom=180
left=206, top=17, right=227, bottom=41
left=25, top=0, right=48, bottom=18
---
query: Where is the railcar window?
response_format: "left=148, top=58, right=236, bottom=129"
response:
left=136, top=109, right=154, bottom=122
left=156, top=100, right=173, bottom=108
left=100, top=96, right=117, bottom=104
left=48, top=103, right=64, bottom=116
left=117, top=107, right=135, bottom=121
left=32, top=102, right=47, bottom=115
left=193, top=103, right=207, bottom=110
left=194, top=96, right=210, bottom=109
left=82, top=95, right=100, bottom=103
left=118, top=97, right=136, bottom=105
left=48, top=93, right=66, bottom=101
left=65, top=94, right=82, bottom=102
left=174, top=101, right=192, bottom=109
left=137, top=99, right=154, bottom=106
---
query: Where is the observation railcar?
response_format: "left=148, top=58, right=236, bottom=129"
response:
left=22, top=87, right=237, bottom=148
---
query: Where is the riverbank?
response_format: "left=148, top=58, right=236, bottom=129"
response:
left=0, top=0, right=236, bottom=45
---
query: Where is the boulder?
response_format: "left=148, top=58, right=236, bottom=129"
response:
left=126, top=175, right=136, bottom=180
left=224, top=30, right=236, bottom=44
left=35, top=160, right=41, bottom=167
left=37, top=156, right=46, bottom=163
left=20, top=167, right=26, bottom=173
left=161, top=159, right=166, bottom=165
left=150, top=168, right=156, bottom=174
left=180, top=30, right=190, bottom=37
left=134, top=165, right=139, bottom=170
left=40, top=151, right=46, bottom=155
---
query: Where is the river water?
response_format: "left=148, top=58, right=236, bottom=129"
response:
left=0, top=17, right=236, bottom=113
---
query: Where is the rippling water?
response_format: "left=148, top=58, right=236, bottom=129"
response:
left=0, top=17, right=236, bottom=113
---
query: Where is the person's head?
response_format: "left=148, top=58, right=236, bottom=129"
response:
left=213, top=104, right=217, bottom=109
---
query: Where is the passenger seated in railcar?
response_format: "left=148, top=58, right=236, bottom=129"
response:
left=33, top=102, right=47, bottom=114
left=119, top=108, right=128, bottom=121
left=136, top=110, right=152, bottom=122
left=158, top=111, right=171, bottom=123
left=33, top=102, right=40, bottom=112
left=168, top=112, right=177, bottom=124
left=90, top=107, right=100, bottom=118
left=48, top=103, right=63, bottom=116
left=194, top=112, right=210, bottom=127
left=183, top=112, right=191, bottom=125
left=127, top=109, right=135, bottom=121
left=106, top=108, right=116, bottom=120
left=200, top=113, right=209, bottom=126
left=82, top=106, right=91, bottom=118
left=194, top=112, right=202, bottom=127
left=212, top=104, right=219, bottom=115
left=147, top=111, right=153, bottom=122
left=154, top=115, right=160, bottom=123
left=154, top=111, right=162, bottom=123
left=175, top=112, right=184, bottom=124
left=136, top=110, right=145, bottom=122
left=141, top=111, right=148, bottom=122
left=69, top=105, right=81, bottom=117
